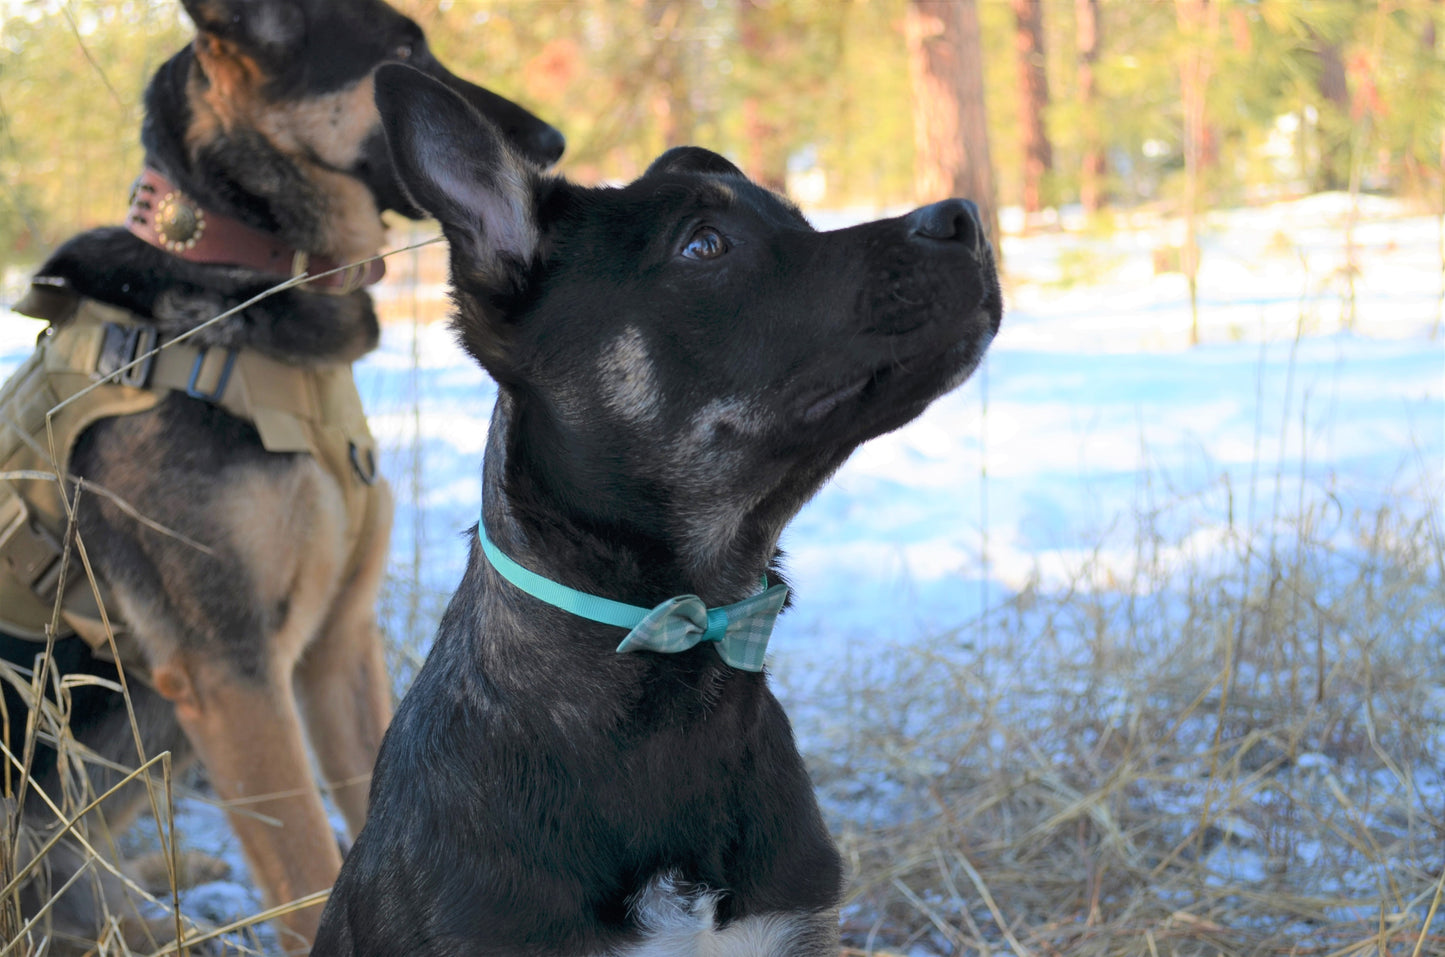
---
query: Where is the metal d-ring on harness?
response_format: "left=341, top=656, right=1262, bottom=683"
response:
left=0, top=283, right=386, bottom=651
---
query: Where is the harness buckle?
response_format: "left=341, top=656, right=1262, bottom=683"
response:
left=185, top=348, right=238, bottom=402
left=0, top=496, right=68, bottom=606
left=348, top=441, right=378, bottom=485
left=95, top=323, right=159, bottom=388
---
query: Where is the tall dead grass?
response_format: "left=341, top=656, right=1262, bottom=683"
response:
left=792, top=483, right=1444, bottom=956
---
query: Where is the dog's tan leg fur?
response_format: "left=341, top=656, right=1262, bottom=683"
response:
left=136, top=460, right=359, bottom=949
left=297, top=483, right=396, bottom=834
left=153, top=656, right=340, bottom=948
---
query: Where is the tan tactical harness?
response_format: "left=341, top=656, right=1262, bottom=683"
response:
left=0, top=285, right=384, bottom=653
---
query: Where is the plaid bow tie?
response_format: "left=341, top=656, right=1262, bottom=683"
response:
left=479, top=529, right=787, bottom=672
left=613, top=585, right=789, bottom=671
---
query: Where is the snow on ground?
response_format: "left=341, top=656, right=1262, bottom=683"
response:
left=356, top=194, right=1445, bottom=678
left=1, top=193, right=1442, bottom=942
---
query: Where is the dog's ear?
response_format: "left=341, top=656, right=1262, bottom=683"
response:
left=645, top=147, right=746, bottom=180
left=181, top=0, right=305, bottom=58
left=374, top=64, right=540, bottom=290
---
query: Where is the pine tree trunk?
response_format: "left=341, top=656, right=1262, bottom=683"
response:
left=906, top=0, right=1002, bottom=252
left=1012, top=0, right=1053, bottom=217
left=739, top=0, right=787, bottom=193
left=1175, top=0, right=1216, bottom=346
left=1076, top=0, right=1106, bottom=212
left=1313, top=37, right=1351, bottom=191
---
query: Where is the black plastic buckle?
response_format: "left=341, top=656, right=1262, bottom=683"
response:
left=349, top=441, right=378, bottom=486
left=95, top=323, right=159, bottom=388
left=185, top=348, right=237, bottom=402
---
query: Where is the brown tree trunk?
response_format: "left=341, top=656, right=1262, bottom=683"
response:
left=1175, top=0, right=1217, bottom=346
left=1313, top=37, right=1351, bottom=191
left=739, top=0, right=787, bottom=192
left=1012, top=0, right=1053, bottom=216
left=906, top=0, right=1002, bottom=252
left=1076, top=0, right=1106, bottom=212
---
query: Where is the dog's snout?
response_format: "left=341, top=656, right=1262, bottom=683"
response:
left=530, top=126, right=567, bottom=167
left=907, top=199, right=982, bottom=251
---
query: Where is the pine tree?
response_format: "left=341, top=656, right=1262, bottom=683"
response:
left=1012, top=0, right=1053, bottom=218
left=905, top=0, right=1001, bottom=251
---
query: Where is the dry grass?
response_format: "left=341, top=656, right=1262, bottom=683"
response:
left=790, top=486, right=1445, bottom=956
left=0, top=646, right=287, bottom=955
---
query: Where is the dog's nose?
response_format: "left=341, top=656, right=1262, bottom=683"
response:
left=906, top=199, right=983, bottom=252
left=529, top=126, right=567, bottom=167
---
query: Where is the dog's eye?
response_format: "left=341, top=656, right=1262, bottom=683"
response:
left=682, top=227, right=728, bottom=261
left=394, top=42, right=413, bottom=61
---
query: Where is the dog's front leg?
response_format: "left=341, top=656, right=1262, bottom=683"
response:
left=296, top=485, right=396, bottom=836
left=153, top=653, right=341, bottom=951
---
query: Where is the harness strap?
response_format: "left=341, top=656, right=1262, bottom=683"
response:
left=0, top=290, right=382, bottom=650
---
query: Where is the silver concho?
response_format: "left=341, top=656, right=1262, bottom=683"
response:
left=154, top=192, right=206, bottom=251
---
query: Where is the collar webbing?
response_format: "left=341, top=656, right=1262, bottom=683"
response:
left=477, top=527, right=783, bottom=671
left=479, top=530, right=652, bottom=630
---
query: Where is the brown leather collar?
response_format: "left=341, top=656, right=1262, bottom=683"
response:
left=125, top=167, right=386, bottom=294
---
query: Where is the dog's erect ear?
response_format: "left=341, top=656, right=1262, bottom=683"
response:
left=645, top=147, right=746, bottom=180
left=374, top=64, right=540, bottom=288
left=181, top=0, right=305, bottom=56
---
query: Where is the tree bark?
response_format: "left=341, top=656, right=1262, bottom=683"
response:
left=1175, top=0, right=1217, bottom=346
left=1076, top=0, right=1106, bottom=212
left=1012, top=0, right=1053, bottom=216
left=739, top=0, right=787, bottom=192
left=1313, top=36, right=1351, bottom=191
left=906, top=0, right=1002, bottom=251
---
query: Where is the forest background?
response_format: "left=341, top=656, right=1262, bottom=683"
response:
left=2, top=0, right=1443, bottom=264
left=2, top=2, right=1445, bottom=955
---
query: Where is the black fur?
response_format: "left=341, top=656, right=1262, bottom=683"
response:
left=313, top=66, right=1001, bottom=956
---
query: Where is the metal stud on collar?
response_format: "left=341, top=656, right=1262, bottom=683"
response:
left=154, top=191, right=206, bottom=251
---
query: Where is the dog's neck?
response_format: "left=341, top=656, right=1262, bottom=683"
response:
left=479, top=396, right=784, bottom=614
left=125, top=167, right=385, bottom=294
left=139, top=48, right=388, bottom=265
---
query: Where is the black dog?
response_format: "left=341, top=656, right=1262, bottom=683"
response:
left=0, top=2, right=559, bottom=950
left=313, top=64, right=1000, bottom=956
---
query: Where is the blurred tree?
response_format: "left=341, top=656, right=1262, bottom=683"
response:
left=738, top=0, right=785, bottom=192
left=1312, top=30, right=1351, bottom=190
left=0, top=0, right=185, bottom=268
left=1075, top=0, right=1106, bottom=212
left=905, top=0, right=1000, bottom=250
left=1174, top=0, right=1219, bottom=345
left=1011, top=0, right=1052, bottom=217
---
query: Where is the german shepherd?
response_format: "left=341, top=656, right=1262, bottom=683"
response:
left=0, top=2, right=560, bottom=951
left=312, top=64, right=1000, bottom=956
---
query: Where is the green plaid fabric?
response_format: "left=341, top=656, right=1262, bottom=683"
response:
left=614, top=584, right=789, bottom=672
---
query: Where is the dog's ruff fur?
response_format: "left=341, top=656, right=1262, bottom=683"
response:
left=312, top=65, right=1000, bottom=957
left=0, top=2, right=560, bottom=951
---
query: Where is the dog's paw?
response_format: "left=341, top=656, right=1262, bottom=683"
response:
left=126, top=848, right=233, bottom=895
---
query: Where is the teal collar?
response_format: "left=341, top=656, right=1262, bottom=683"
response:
left=478, top=529, right=788, bottom=672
